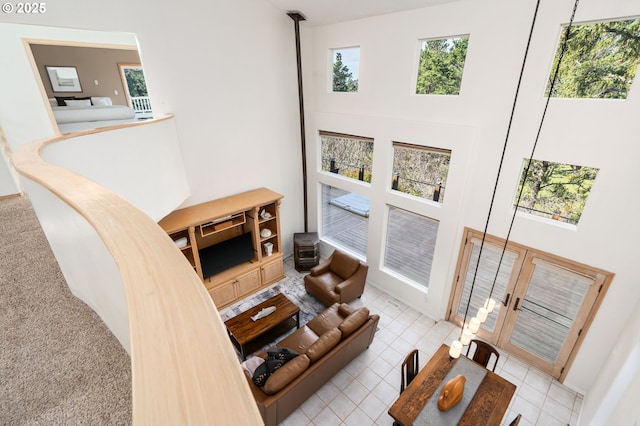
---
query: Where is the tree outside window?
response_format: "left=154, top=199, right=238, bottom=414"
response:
left=416, top=36, right=469, bottom=95
left=320, top=131, right=373, bottom=183
left=392, top=142, right=450, bottom=203
left=332, top=47, right=359, bottom=92
left=515, top=159, right=599, bottom=225
left=547, top=18, right=640, bottom=99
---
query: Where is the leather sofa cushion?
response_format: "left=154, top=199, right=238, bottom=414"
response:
left=276, top=325, right=320, bottom=354
left=306, top=328, right=342, bottom=363
left=262, top=354, right=310, bottom=395
left=328, top=250, right=361, bottom=279
left=339, top=307, right=370, bottom=338
left=338, top=303, right=354, bottom=317
left=306, top=304, right=344, bottom=336
left=252, top=359, right=286, bottom=387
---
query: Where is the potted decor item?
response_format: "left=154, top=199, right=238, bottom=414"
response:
left=264, top=242, right=274, bottom=256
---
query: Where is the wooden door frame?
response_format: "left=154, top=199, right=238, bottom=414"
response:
left=447, top=227, right=614, bottom=381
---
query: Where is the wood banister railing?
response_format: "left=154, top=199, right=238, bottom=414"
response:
left=11, top=117, right=263, bottom=425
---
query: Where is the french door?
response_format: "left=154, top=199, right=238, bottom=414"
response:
left=448, top=228, right=612, bottom=380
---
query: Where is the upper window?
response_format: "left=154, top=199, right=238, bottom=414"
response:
left=391, top=142, right=451, bottom=203
left=515, top=159, right=599, bottom=225
left=416, top=36, right=469, bottom=95
left=320, top=131, right=373, bottom=183
left=547, top=18, right=640, bottom=99
left=332, top=47, right=360, bottom=93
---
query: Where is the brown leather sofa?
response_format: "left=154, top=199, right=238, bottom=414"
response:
left=304, top=250, right=368, bottom=307
left=244, top=303, right=379, bottom=426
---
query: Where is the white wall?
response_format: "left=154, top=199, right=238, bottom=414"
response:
left=0, top=0, right=305, bottom=255
left=301, top=0, right=640, bottom=411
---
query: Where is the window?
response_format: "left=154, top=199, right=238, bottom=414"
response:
left=383, top=206, right=438, bottom=287
left=547, top=18, right=640, bottom=99
left=416, top=36, right=469, bottom=95
left=321, top=184, right=368, bottom=257
left=119, top=64, right=153, bottom=118
left=320, top=131, right=373, bottom=183
left=391, top=142, right=450, bottom=203
left=515, top=159, right=599, bottom=225
left=332, top=47, right=359, bottom=92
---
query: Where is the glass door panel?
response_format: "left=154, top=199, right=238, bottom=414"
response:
left=500, top=254, right=604, bottom=376
left=450, top=232, right=524, bottom=343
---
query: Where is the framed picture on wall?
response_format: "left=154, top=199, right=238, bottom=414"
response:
left=46, top=66, right=82, bottom=92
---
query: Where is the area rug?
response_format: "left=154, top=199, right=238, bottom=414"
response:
left=219, top=275, right=325, bottom=358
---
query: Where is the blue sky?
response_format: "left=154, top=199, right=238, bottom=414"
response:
left=333, top=47, right=360, bottom=80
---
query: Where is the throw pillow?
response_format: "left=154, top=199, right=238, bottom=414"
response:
left=338, top=307, right=370, bottom=338
left=252, top=359, right=285, bottom=387
left=262, top=354, right=310, bottom=395
left=266, top=347, right=298, bottom=363
left=306, top=328, right=341, bottom=363
left=55, top=96, right=75, bottom=106
left=241, top=356, right=265, bottom=378
left=65, top=99, right=91, bottom=107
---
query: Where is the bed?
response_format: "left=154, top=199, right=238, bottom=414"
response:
left=49, top=96, right=137, bottom=132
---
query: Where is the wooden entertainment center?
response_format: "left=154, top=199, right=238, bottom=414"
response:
left=158, top=188, right=285, bottom=309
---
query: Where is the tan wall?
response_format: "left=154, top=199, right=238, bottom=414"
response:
left=30, top=44, right=140, bottom=106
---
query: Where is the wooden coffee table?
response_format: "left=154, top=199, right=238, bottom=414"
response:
left=224, top=293, right=300, bottom=360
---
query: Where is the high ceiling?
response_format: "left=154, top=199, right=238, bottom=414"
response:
left=265, top=0, right=464, bottom=26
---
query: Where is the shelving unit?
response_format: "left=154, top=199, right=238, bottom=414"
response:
left=158, top=188, right=285, bottom=309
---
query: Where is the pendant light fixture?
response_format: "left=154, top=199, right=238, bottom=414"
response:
left=450, top=0, right=580, bottom=359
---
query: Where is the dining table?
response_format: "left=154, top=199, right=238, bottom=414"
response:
left=388, top=343, right=516, bottom=426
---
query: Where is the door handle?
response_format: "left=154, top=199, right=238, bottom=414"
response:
left=503, top=293, right=511, bottom=307
left=513, top=297, right=521, bottom=311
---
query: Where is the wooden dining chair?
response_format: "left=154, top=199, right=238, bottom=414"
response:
left=509, top=413, right=522, bottom=425
left=400, top=349, right=419, bottom=394
left=466, top=339, right=500, bottom=372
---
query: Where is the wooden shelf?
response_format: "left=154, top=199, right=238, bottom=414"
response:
left=158, top=188, right=285, bottom=309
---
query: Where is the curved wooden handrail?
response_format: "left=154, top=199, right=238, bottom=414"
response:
left=11, top=117, right=263, bottom=425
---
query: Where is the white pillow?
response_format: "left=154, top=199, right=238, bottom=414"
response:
left=91, top=96, right=112, bottom=106
left=65, top=99, right=92, bottom=107
left=241, top=356, right=265, bottom=378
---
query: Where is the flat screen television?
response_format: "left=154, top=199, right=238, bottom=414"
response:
left=199, top=232, right=254, bottom=279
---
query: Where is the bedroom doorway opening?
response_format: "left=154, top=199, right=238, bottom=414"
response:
left=119, top=64, right=153, bottom=119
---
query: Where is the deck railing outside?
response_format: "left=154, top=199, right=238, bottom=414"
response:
left=130, top=96, right=153, bottom=119
left=322, top=157, right=444, bottom=202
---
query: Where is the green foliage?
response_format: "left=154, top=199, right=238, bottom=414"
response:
left=392, top=146, right=450, bottom=201
left=516, top=159, right=598, bottom=224
left=333, top=53, right=359, bottom=92
left=548, top=18, right=640, bottom=99
left=321, top=134, right=372, bottom=182
left=416, top=37, right=469, bottom=95
left=124, top=68, right=148, bottom=97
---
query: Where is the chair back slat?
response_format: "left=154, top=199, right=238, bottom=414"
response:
left=400, top=349, right=419, bottom=393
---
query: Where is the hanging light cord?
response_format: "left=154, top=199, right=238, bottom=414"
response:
left=459, top=0, right=543, bottom=331
left=486, top=0, right=580, bottom=304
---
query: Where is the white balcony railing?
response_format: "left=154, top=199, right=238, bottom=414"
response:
left=131, top=96, right=153, bottom=119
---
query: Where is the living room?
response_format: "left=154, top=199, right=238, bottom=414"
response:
left=1, top=0, right=639, bottom=424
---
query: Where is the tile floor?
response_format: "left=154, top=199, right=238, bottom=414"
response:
left=280, top=257, right=583, bottom=426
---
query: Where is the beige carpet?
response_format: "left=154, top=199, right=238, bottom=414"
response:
left=0, top=195, right=132, bottom=425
